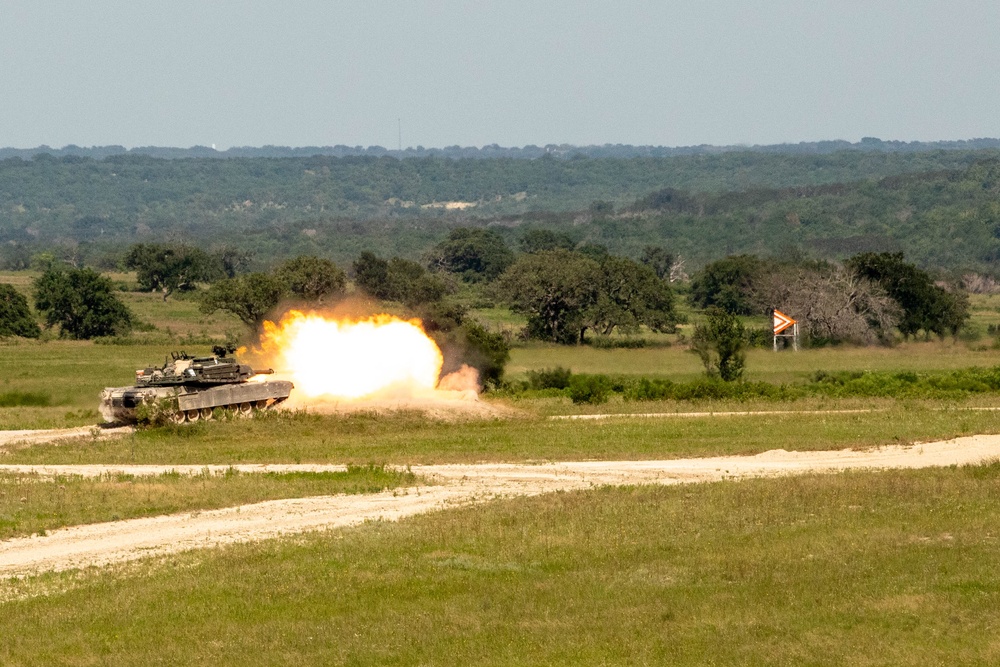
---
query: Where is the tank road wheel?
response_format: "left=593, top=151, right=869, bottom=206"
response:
left=169, top=410, right=186, bottom=424
left=185, top=409, right=200, bottom=422
left=239, top=402, right=253, bottom=417
left=255, top=400, right=268, bottom=411
left=200, top=407, right=213, bottom=420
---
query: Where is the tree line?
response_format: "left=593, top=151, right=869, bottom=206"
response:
left=2, top=228, right=969, bottom=346
left=0, top=228, right=687, bottom=385
left=6, top=136, right=1000, bottom=162
left=0, top=215, right=974, bottom=390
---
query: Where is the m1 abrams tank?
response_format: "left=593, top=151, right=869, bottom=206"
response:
left=100, top=347, right=293, bottom=424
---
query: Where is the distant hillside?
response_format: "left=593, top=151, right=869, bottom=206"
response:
left=569, top=159, right=1000, bottom=272
left=3, top=137, right=1000, bottom=161
left=3, top=150, right=1000, bottom=274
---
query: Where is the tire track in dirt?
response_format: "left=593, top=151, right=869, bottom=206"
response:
left=3, top=434, right=1000, bottom=578
left=551, top=409, right=880, bottom=420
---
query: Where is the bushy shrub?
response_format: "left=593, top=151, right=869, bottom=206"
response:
left=568, top=374, right=612, bottom=404
left=507, top=365, right=1000, bottom=404
left=526, top=367, right=573, bottom=390
left=958, top=322, right=985, bottom=343
left=666, top=378, right=788, bottom=401
left=691, top=308, right=747, bottom=381
left=807, top=367, right=1000, bottom=399
left=622, top=378, right=675, bottom=401
left=588, top=336, right=658, bottom=349
left=745, top=327, right=771, bottom=348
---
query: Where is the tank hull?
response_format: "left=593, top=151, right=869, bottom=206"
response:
left=100, top=380, right=293, bottom=424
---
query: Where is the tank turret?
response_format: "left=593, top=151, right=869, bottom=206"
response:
left=135, top=351, right=265, bottom=387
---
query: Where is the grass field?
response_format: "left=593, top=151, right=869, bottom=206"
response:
left=4, top=405, right=1000, bottom=466
left=121, top=290, right=245, bottom=337
left=2, top=333, right=999, bottom=430
left=3, top=464, right=1000, bottom=665
left=5, top=271, right=1000, bottom=664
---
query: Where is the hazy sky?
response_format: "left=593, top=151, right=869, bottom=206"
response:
left=2, top=1, right=997, bottom=149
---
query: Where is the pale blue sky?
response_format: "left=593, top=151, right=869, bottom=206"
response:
left=1, top=1, right=997, bottom=149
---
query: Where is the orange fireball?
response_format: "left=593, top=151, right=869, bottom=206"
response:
left=259, top=311, right=444, bottom=399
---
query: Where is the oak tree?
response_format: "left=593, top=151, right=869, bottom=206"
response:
left=34, top=268, right=133, bottom=339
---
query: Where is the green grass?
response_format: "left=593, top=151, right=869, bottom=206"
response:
left=469, top=306, right=529, bottom=328
left=118, top=289, right=244, bottom=337
left=967, top=293, right=1000, bottom=332
left=0, top=391, right=51, bottom=408
left=5, top=273, right=1000, bottom=663
left=0, top=465, right=417, bottom=540
left=5, top=406, right=1000, bottom=466
left=0, top=340, right=185, bottom=427
left=4, top=464, right=1000, bottom=665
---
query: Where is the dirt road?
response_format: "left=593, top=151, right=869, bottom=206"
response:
left=3, top=434, right=1000, bottom=578
left=0, top=425, right=132, bottom=449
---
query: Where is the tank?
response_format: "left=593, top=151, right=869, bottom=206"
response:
left=100, top=347, right=293, bottom=424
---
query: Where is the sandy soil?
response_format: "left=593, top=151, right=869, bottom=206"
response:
left=0, top=425, right=132, bottom=449
left=3, top=434, right=1000, bottom=578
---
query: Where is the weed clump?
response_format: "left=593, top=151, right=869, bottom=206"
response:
left=133, top=398, right=180, bottom=427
